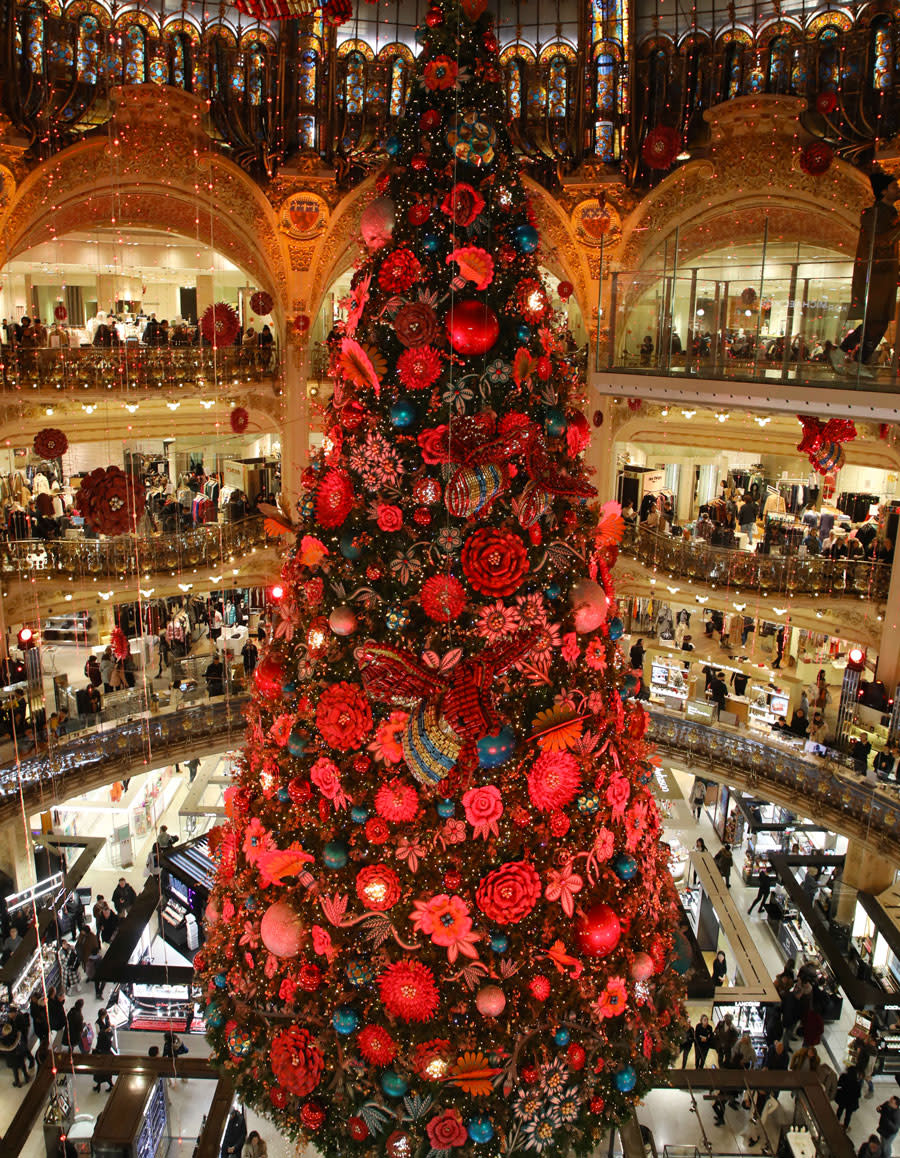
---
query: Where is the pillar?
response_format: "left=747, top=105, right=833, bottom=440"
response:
left=94, top=604, right=115, bottom=646
left=832, top=839, right=895, bottom=926
left=96, top=275, right=117, bottom=314
left=195, top=274, right=215, bottom=319
left=280, top=338, right=310, bottom=510
left=876, top=554, right=900, bottom=690
left=676, top=460, right=694, bottom=523
left=0, top=822, right=33, bottom=892
left=584, top=396, right=617, bottom=505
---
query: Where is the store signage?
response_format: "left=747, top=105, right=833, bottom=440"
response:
left=643, top=470, right=665, bottom=494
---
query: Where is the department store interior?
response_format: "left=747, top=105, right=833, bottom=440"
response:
left=5, top=0, right=900, bottom=1154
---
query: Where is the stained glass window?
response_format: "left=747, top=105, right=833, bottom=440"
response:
left=24, top=8, right=43, bottom=74
left=77, top=15, right=99, bottom=83
left=124, top=26, right=145, bottom=84
left=548, top=55, right=567, bottom=118
left=194, top=54, right=209, bottom=97
left=172, top=35, right=187, bottom=89
left=299, top=116, right=315, bottom=149
left=595, top=52, right=615, bottom=159
left=506, top=60, right=522, bottom=119
left=874, top=22, right=893, bottom=92
left=299, top=48, right=317, bottom=105
left=344, top=50, right=365, bottom=115
left=724, top=42, right=742, bottom=98
left=389, top=58, right=406, bottom=117
left=767, top=36, right=790, bottom=93
left=818, top=28, right=838, bottom=91
left=149, top=52, right=167, bottom=86
left=591, top=0, right=627, bottom=53
left=248, top=44, right=264, bottom=106
left=231, top=59, right=245, bottom=98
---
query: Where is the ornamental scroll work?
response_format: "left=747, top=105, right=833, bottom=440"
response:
left=279, top=192, right=329, bottom=240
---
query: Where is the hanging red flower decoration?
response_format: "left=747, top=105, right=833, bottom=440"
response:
left=315, top=469, right=354, bottom=528
left=461, top=527, right=529, bottom=597
left=76, top=467, right=145, bottom=536
left=110, top=626, right=129, bottom=661
left=322, top=0, right=352, bottom=26
left=230, top=407, right=250, bottom=434
left=800, top=141, right=833, bottom=176
left=423, top=55, right=459, bottom=91
left=378, top=249, right=422, bottom=293
left=397, top=345, right=443, bottom=391
left=816, top=92, right=838, bottom=115
left=740, top=287, right=757, bottom=306
left=357, top=1025, right=397, bottom=1066
left=33, top=428, right=69, bottom=460
left=315, top=681, right=373, bottom=750
left=293, top=314, right=311, bottom=336
left=379, top=960, right=440, bottom=1022
left=441, top=183, right=485, bottom=227
left=641, top=124, right=681, bottom=170
left=270, top=1026, right=324, bottom=1096
left=394, top=302, right=440, bottom=348
left=557, top=280, right=574, bottom=301
left=420, top=574, right=467, bottom=622
left=53, top=304, right=68, bottom=322
left=200, top=302, right=240, bottom=347
left=475, top=860, right=541, bottom=924
left=250, top=291, right=274, bottom=316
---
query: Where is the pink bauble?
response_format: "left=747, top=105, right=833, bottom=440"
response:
left=446, top=299, right=500, bottom=355
left=254, top=653, right=285, bottom=700
left=475, top=985, right=506, bottom=1017
left=360, top=197, right=396, bottom=251
left=575, top=903, right=622, bottom=958
left=204, top=901, right=220, bottom=927
left=329, top=605, right=358, bottom=636
left=571, top=578, right=608, bottom=634
left=260, top=901, right=305, bottom=958
left=630, top=952, right=654, bottom=981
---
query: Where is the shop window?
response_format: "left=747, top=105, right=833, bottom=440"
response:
left=124, top=25, right=146, bottom=85
left=344, top=49, right=365, bottom=115
left=76, top=14, right=100, bottom=83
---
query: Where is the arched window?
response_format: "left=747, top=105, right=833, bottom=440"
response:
left=298, top=46, right=317, bottom=147
left=247, top=42, right=265, bottom=106
left=767, top=35, right=791, bottom=93
left=548, top=54, right=567, bottom=118
left=595, top=52, right=616, bottom=159
left=873, top=19, right=893, bottom=92
left=389, top=57, right=407, bottom=117
left=22, top=5, right=44, bottom=75
left=230, top=53, right=245, bottom=98
left=194, top=51, right=209, bottom=97
left=506, top=58, right=522, bottom=119
left=818, top=27, right=839, bottom=91
left=124, top=26, right=146, bottom=84
left=77, top=15, right=99, bottom=83
left=344, top=49, right=365, bottom=115
left=172, top=33, right=190, bottom=89
left=724, top=40, right=743, bottom=98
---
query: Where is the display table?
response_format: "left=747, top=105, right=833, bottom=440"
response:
left=216, top=626, right=248, bottom=657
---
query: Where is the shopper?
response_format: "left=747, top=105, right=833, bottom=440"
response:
left=739, top=495, right=758, bottom=543
left=46, top=987, right=66, bottom=1036
left=29, top=993, right=48, bottom=1047
left=689, top=780, right=706, bottom=821
left=2, top=926, right=21, bottom=961
left=860, top=1137, right=884, bottom=1158
left=92, top=1019, right=115, bottom=1093
left=97, top=903, right=118, bottom=945
left=0, top=1021, right=29, bottom=1086
left=877, top=1095, right=900, bottom=1158
left=76, top=923, right=99, bottom=969
left=241, top=638, right=258, bottom=678
left=157, top=825, right=177, bottom=850
left=162, top=1029, right=189, bottom=1058
left=84, top=655, right=102, bottom=688
left=732, top=1032, right=756, bottom=1070
left=205, top=655, right=225, bottom=697
left=694, top=1014, right=713, bottom=1068
left=629, top=638, right=645, bottom=671
left=112, top=878, right=137, bottom=915
left=59, top=938, right=80, bottom=990
left=679, top=1019, right=695, bottom=1069
left=801, top=1005, right=825, bottom=1048
left=875, top=745, right=897, bottom=779
left=92, top=895, right=106, bottom=925
left=712, top=950, right=728, bottom=986
left=747, top=866, right=774, bottom=915
left=835, top=1067, right=863, bottom=1127
left=789, top=707, right=809, bottom=737
left=765, top=1040, right=789, bottom=1070
left=242, top=1130, right=268, bottom=1158
left=853, top=734, right=873, bottom=775
left=790, top=1045, right=820, bottom=1071
left=714, top=1011, right=737, bottom=1065
left=64, top=891, right=85, bottom=934
left=64, top=998, right=84, bottom=1053
left=713, top=844, right=733, bottom=887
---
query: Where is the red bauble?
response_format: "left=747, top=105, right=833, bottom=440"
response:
left=521, top=1065, right=540, bottom=1084
left=567, top=1043, right=587, bottom=1070
left=293, top=314, right=311, bottom=334
left=254, top=653, right=285, bottom=700
left=446, top=299, right=500, bottom=355
left=800, top=141, right=833, bottom=176
left=349, top=1117, right=370, bottom=1142
left=641, top=124, right=681, bottom=170
left=530, top=976, right=551, bottom=1000
left=593, top=410, right=604, bottom=428
left=411, top=154, right=428, bottom=171
left=408, top=203, right=431, bottom=226
left=576, top=903, right=622, bottom=958
left=420, top=109, right=441, bottom=130
left=557, top=280, right=574, bottom=301
left=444, top=870, right=462, bottom=890
left=297, top=962, right=322, bottom=991
left=816, top=91, right=838, bottom=115
left=231, top=407, right=250, bottom=434
left=300, top=1101, right=325, bottom=1130
left=386, top=1131, right=413, bottom=1158
left=250, top=290, right=274, bottom=316
left=426, top=6, right=443, bottom=25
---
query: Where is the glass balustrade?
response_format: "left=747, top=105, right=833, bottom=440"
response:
left=601, top=255, right=900, bottom=389
left=0, top=516, right=269, bottom=582
left=623, top=524, right=892, bottom=600
left=0, top=345, right=279, bottom=391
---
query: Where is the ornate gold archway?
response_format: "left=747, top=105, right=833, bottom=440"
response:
left=0, top=86, right=291, bottom=310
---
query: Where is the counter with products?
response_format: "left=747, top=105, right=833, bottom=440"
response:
left=649, top=658, right=691, bottom=710
left=849, top=1010, right=900, bottom=1076
left=0, top=943, right=60, bottom=1007
left=92, top=1071, right=170, bottom=1158
left=107, top=981, right=204, bottom=1034
left=713, top=1002, right=767, bottom=1064
left=748, top=685, right=791, bottom=732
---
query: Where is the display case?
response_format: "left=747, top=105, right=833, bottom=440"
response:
left=748, top=686, right=790, bottom=732
left=649, top=660, right=690, bottom=711
left=92, top=1073, right=170, bottom=1158
left=686, top=698, right=716, bottom=724
left=107, top=982, right=205, bottom=1034
left=713, top=1002, right=767, bottom=1064
left=0, top=944, right=60, bottom=1006
left=667, top=838, right=689, bottom=883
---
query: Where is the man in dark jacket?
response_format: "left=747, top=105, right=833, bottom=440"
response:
left=877, top=1095, right=900, bottom=1157
left=112, top=878, right=137, bottom=915
left=713, top=844, right=733, bottom=887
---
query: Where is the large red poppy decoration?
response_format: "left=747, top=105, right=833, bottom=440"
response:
left=799, top=142, right=833, bottom=177
left=33, top=428, right=69, bottom=460
left=76, top=467, right=145, bottom=536
left=250, top=291, right=274, bottom=316
left=641, top=125, right=681, bottom=170
left=200, top=302, right=241, bottom=347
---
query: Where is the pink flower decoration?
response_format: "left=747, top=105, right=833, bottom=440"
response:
left=437, top=818, right=467, bottom=848
left=543, top=863, right=584, bottom=917
left=310, top=757, right=350, bottom=810
left=411, top=894, right=479, bottom=962
left=396, top=837, right=427, bottom=872
left=427, top=1109, right=468, bottom=1149
left=462, top=784, right=503, bottom=839
left=561, top=632, right=580, bottom=663
left=311, top=925, right=335, bottom=961
left=606, top=774, right=631, bottom=819
left=242, top=818, right=274, bottom=865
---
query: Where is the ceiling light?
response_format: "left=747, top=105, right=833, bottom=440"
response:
left=139, top=588, right=155, bottom=598
left=97, top=591, right=114, bottom=601
left=125, top=403, right=139, bottom=414
left=44, top=407, right=53, bottom=416
left=682, top=410, right=696, bottom=419
left=81, top=404, right=97, bottom=414
left=199, top=400, right=215, bottom=409
left=772, top=606, right=787, bottom=615
left=755, top=417, right=771, bottom=427
left=666, top=586, right=680, bottom=594
left=716, top=412, right=729, bottom=423
left=177, top=582, right=192, bottom=592
left=166, top=401, right=181, bottom=411
left=695, top=595, right=709, bottom=604
left=733, top=602, right=746, bottom=612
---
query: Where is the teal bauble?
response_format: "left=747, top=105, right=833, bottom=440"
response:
left=323, top=840, right=349, bottom=869
left=214, top=973, right=227, bottom=989
left=477, top=726, right=516, bottom=769
left=490, top=933, right=508, bottom=952
left=614, top=854, right=638, bottom=880
left=381, top=1070, right=409, bottom=1097
left=554, top=1027, right=571, bottom=1046
left=516, top=323, right=531, bottom=342
left=513, top=224, right=539, bottom=253
left=340, top=533, right=362, bottom=560
left=287, top=727, right=307, bottom=757
left=386, top=135, right=402, bottom=155
left=351, top=806, right=369, bottom=824
left=437, top=799, right=456, bottom=818
left=544, top=407, right=567, bottom=438
left=608, top=617, right=624, bottom=641
left=204, top=1000, right=224, bottom=1028
left=423, top=233, right=441, bottom=254
left=333, top=1006, right=359, bottom=1035
left=615, top=1066, right=637, bottom=1093
left=390, top=397, right=417, bottom=428
left=467, top=1118, right=494, bottom=1144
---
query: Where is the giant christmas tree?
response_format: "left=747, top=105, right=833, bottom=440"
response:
left=197, top=2, right=685, bottom=1152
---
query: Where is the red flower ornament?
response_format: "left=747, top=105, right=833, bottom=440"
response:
left=475, top=860, right=541, bottom=924
left=424, top=55, right=459, bottom=91
left=800, top=141, right=833, bottom=176
left=200, top=302, right=240, bottom=346
left=641, top=124, right=681, bottom=170
left=33, top=428, right=68, bottom=460
left=462, top=527, right=529, bottom=597
left=270, top=1026, right=324, bottom=1097
left=230, top=407, right=250, bottom=434
left=379, top=960, right=440, bottom=1022
left=315, top=682, right=373, bottom=751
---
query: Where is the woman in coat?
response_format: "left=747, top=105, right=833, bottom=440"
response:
left=835, top=1067, right=863, bottom=1127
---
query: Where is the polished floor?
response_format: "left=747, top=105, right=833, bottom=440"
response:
left=0, top=751, right=893, bottom=1154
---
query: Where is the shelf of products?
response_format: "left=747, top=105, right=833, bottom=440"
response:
left=668, top=838, right=688, bottom=883
left=108, top=982, right=205, bottom=1034
left=136, top=1079, right=167, bottom=1158
left=748, top=685, right=790, bottom=732
left=649, top=660, right=690, bottom=711
left=713, top=1002, right=767, bottom=1064
left=0, top=944, right=60, bottom=1007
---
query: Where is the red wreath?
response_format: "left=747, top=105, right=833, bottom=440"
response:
left=293, top=314, right=311, bottom=335
left=230, top=407, right=250, bottom=434
left=816, top=92, right=838, bottom=116
left=33, top=428, right=68, bottom=460
left=76, top=466, right=145, bottom=536
left=53, top=304, right=68, bottom=322
left=250, top=291, right=273, bottom=316
left=641, top=124, right=682, bottom=170
left=111, top=626, right=129, bottom=661
left=200, top=302, right=240, bottom=347
left=800, top=141, right=833, bottom=177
